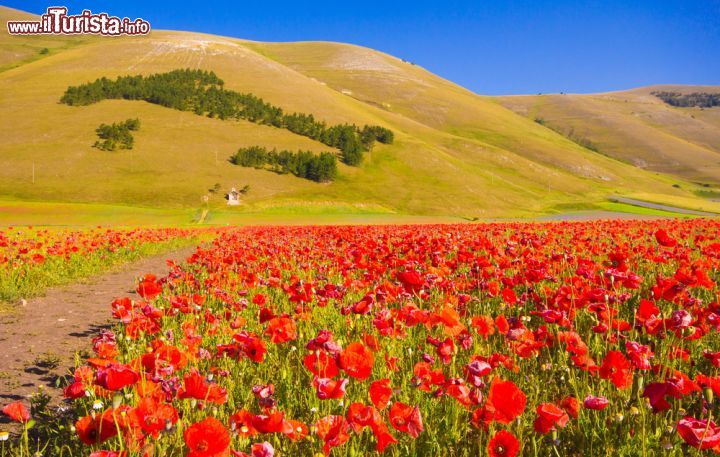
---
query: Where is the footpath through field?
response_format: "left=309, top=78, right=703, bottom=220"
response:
left=0, top=244, right=199, bottom=405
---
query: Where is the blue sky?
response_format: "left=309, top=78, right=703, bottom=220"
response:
left=6, top=0, right=719, bottom=95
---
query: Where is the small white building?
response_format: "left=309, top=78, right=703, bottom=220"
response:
left=226, top=187, right=241, bottom=206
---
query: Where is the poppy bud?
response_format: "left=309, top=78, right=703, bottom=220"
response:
left=112, top=394, right=122, bottom=409
left=704, top=387, right=714, bottom=404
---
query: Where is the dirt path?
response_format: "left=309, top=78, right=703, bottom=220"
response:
left=0, top=244, right=199, bottom=405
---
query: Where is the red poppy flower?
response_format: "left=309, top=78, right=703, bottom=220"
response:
left=178, top=370, right=228, bottom=404
left=677, top=417, right=720, bottom=450
left=655, top=229, right=677, bottom=247
left=230, top=410, right=258, bottom=438
left=2, top=401, right=30, bottom=423
left=75, top=407, right=134, bottom=445
left=284, top=419, right=309, bottom=442
left=560, top=396, right=580, bottom=418
left=314, top=376, right=349, bottom=400
left=471, top=315, right=495, bottom=339
left=137, top=274, right=163, bottom=300
left=264, top=317, right=297, bottom=344
left=304, top=351, right=340, bottom=378
left=184, top=417, right=231, bottom=457
left=249, top=442, right=274, bottom=457
left=346, top=403, right=397, bottom=453
left=642, top=382, right=682, bottom=413
left=369, top=378, right=392, bottom=410
left=583, top=395, right=609, bottom=411
left=389, top=402, right=423, bottom=438
left=251, top=411, right=293, bottom=434
left=132, top=397, right=178, bottom=438
left=533, top=403, right=569, bottom=434
left=483, top=377, right=527, bottom=425
left=599, top=350, right=633, bottom=390
left=436, top=337, right=456, bottom=364
left=397, top=269, right=424, bottom=291
left=488, top=429, right=520, bottom=457
left=339, top=342, right=374, bottom=380
left=94, top=363, right=139, bottom=391
left=316, top=415, right=351, bottom=456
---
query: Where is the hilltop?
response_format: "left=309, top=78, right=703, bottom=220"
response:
left=1, top=5, right=718, bottom=221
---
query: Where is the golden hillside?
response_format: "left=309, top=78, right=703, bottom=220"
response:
left=0, top=6, right=712, bottom=219
left=497, top=85, right=720, bottom=185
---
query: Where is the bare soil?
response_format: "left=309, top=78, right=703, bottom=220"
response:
left=0, top=245, right=198, bottom=407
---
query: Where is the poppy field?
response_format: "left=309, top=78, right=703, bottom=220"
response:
left=3, top=219, right=720, bottom=456
left=0, top=226, right=206, bottom=304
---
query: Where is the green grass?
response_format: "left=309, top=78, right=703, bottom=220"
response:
left=0, top=200, right=200, bottom=227
left=0, top=234, right=197, bottom=306
left=596, top=201, right=695, bottom=218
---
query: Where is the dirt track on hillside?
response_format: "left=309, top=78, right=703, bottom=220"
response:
left=0, top=245, right=198, bottom=406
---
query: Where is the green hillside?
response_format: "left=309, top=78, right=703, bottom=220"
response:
left=0, top=5, right=714, bottom=221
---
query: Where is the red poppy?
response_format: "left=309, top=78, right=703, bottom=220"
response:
left=230, top=410, right=258, bottom=438
left=95, top=363, right=139, bottom=391
left=677, top=417, right=720, bottom=450
left=178, top=370, right=228, bottom=404
left=389, top=402, right=423, bottom=438
left=369, top=378, right=392, bottom=410
left=488, top=429, right=520, bottom=457
left=284, top=419, right=309, bottom=442
left=533, top=403, right=569, bottom=434
left=339, top=342, right=374, bottom=380
left=482, top=377, right=527, bottom=425
left=137, top=274, right=163, bottom=300
left=655, top=229, right=677, bottom=247
left=642, top=382, right=682, bottom=413
left=346, top=403, right=397, bottom=453
left=397, top=269, right=424, bottom=292
left=2, top=401, right=30, bottom=423
left=251, top=411, right=293, bottom=434
left=583, top=395, right=609, bottom=410
left=436, top=337, right=456, bottom=364
left=471, top=315, right=495, bottom=338
left=132, top=397, right=178, bottom=438
left=264, top=317, right=297, bottom=344
left=560, top=396, right=580, bottom=418
left=314, top=376, right=349, bottom=400
left=316, top=415, right=351, bottom=456
left=184, top=417, right=231, bottom=457
left=249, top=442, right=274, bottom=457
left=599, top=350, right=633, bottom=390
left=304, top=351, right=340, bottom=378
left=75, top=407, right=134, bottom=445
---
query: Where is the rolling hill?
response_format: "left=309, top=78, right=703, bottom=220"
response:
left=1, top=5, right=718, bottom=221
left=497, top=86, right=720, bottom=187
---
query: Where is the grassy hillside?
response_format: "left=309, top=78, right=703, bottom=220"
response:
left=0, top=6, right=712, bottom=220
left=497, top=85, right=720, bottom=186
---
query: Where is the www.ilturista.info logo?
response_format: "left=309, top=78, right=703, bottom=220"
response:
left=7, top=6, right=151, bottom=36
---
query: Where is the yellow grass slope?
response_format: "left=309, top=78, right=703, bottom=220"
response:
left=0, top=6, right=705, bottom=218
left=497, top=85, right=720, bottom=185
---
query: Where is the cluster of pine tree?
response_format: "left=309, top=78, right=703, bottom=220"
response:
left=230, top=146, right=337, bottom=183
left=652, top=91, right=720, bottom=108
left=61, top=69, right=394, bottom=169
left=94, top=118, right=140, bottom=151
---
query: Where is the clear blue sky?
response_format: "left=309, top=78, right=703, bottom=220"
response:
left=6, top=0, right=719, bottom=95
